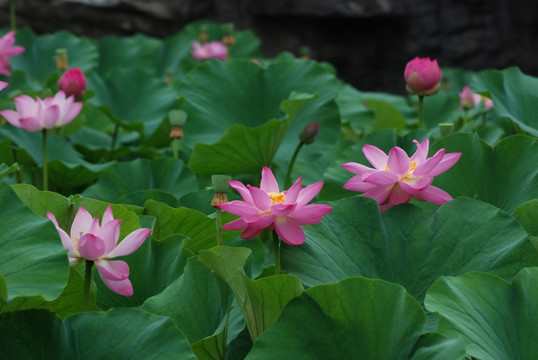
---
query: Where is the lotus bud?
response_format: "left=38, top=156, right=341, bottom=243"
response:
left=211, top=175, right=231, bottom=207
left=299, top=121, right=320, bottom=144
left=55, top=49, right=68, bottom=71
left=58, top=68, right=87, bottom=100
left=404, top=57, right=442, bottom=96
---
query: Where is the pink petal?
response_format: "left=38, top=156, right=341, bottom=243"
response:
left=388, top=184, right=412, bottom=205
left=0, top=109, right=21, bottom=127
left=18, top=117, right=43, bottom=132
left=100, top=276, right=133, bottom=297
left=3, top=45, right=25, bottom=57
left=296, top=182, right=324, bottom=207
left=61, top=101, right=82, bottom=125
left=413, top=149, right=445, bottom=176
left=416, top=185, right=453, bottom=205
left=95, top=219, right=122, bottom=255
left=229, top=180, right=253, bottom=204
left=362, top=145, right=388, bottom=170
left=47, top=212, right=78, bottom=257
left=429, top=152, right=462, bottom=176
left=241, top=227, right=264, bottom=239
left=218, top=201, right=260, bottom=217
left=341, top=162, right=376, bottom=175
left=362, top=185, right=393, bottom=205
left=274, top=217, right=305, bottom=246
left=399, top=176, right=433, bottom=194
left=78, top=234, right=107, bottom=260
left=107, top=228, right=151, bottom=258
left=410, top=139, right=429, bottom=163
left=14, top=95, right=38, bottom=118
left=260, top=166, right=280, bottom=193
left=379, top=203, right=394, bottom=212
left=363, top=171, right=399, bottom=186
left=70, top=206, right=94, bottom=240
left=222, top=218, right=248, bottom=231
left=271, top=203, right=296, bottom=217
left=42, top=104, right=60, bottom=128
left=387, top=147, right=410, bottom=176
left=245, top=213, right=275, bottom=229
left=94, top=259, right=129, bottom=281
left=248, top=186, right=272, bottom=211
left=0, top=81, right=7, bottom=91
left=102, top=205, right=115, bottom=225
left=343, top=176, right=378, bottom=192
left=283, top=177, right=302, bottom=204
left=291, top=204, right=333, bottom=225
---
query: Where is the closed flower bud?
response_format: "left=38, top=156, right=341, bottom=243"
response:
left=299, top=121, right=320, bottom=144
left=58, top=68, right=87, bottom=100
left=404, top=57, right=442, bottom=96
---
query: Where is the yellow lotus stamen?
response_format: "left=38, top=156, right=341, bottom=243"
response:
left=268, top=192, right=286, bottom=204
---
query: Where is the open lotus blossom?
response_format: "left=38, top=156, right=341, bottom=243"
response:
left=0, top=31, right=25, bottom=76
left=191, top=41, right=228, bottom=61
left=0, top=90, right=82, bottom=132
left=218, top=166, right=333, bottom=246
left=404, top=57, right=442, bottom=96
left=342, top=139, right=461, bottom=211
left=459, top=85, right=493, bottom=111
left=47, top=206, right=152, bottom=296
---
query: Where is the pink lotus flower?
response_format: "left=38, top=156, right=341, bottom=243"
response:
left=58, top=68, right=87, bottom=100
left=0, top=81, right=7, bottom=92
left=191, top=41, right=228, bottom=61
left=342, top=139, right=461, bottom=211
left=0, top=31, right=25, bottom=76
left=404, top=57, right=442, bottom=96
left=218, top=167, right=332, bottom=245
left=459, top=86, right=493, bottom=111
left=0, top=91, right=82, bottom=132
left=47, top=206, right=152, bottom=296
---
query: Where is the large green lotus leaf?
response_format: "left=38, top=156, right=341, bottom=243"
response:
left=365, top=98, right=407, bottom=133
left=246, top=277, right=426, bottom=360
left=144, top=199, right=238, bottom=253
left=1, top=266, right=99, bottom=317
left=281, top=196, right=538, bottom=301
left=431, top=133, right=538, bottom=213
left=143, top=257, right=244, bottom=359
left=335, top=84, right=375, bottom=135
left=199, top=246, right=304, bottom=342
left=470, top=66, right=538, bottom=136
left=96, top=33, right=163, bottom=76
left=9, top=28, right=98, bottom=88
left=422, top=90, right=461, bottom=128
left=425, top=267, right=538, bottom=360
left=409, top=333, right=466, bottom=360
left=513, top=200, right=538, bottom=248
left=320, top=128, right=427, bottom=201
left=0, top=162, right=19, bottom=179
left=178, top=59, right=341, bottom=180
left=87, top=68, right=178, bottom=138
left=0, top=183, right=69, bottom=306
left=82, top=158, right=197, bottom=206
left=0, top=308, right=196, bottom=359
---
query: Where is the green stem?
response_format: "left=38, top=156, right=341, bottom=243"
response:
left=463, top=109, right=469, bottom=126
left=284, top=142, right=304, bottom=188
left=10, top=0, right=16, bottom=30
left=417, top=95, right=424, bottom=129
left=42, top=129, right=48, bottom=191
left=172, top=138, right=179, bottom=159
left=216, top=208, right=223, bottom=246
left=273, top=230, right=280, bottom=275
left=83, top=260, right=93, bottom=311
left=108, top=123, right=119, bottom=160
left=12, top=148, right=23, bottom=183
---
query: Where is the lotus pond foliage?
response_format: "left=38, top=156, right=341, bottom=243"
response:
left=0, top=20, right=537, bottom=359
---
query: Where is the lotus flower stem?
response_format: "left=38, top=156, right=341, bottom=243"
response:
left=216, top=208, right=223, bottom=246
left=42, top=129, right=48, bottom=191
left=12, top=148, right=23, bottom=183
left=417, top=95, right=424, bottom=129
left=83, top=260, right=93, bottom=311
left=172, top=139, right=179, bottom=160
left=273, top=230, right=281, bottom=275
left=284, top=142, right=304, bottom=189
left=10, top=0, right=16, bottom=30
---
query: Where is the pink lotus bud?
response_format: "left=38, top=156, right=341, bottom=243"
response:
left=299, top=121, right=320, bottom=144
left=459, top=86, right=481, bottom=110
left=482, top=96, right=494, bottom=111
left=404, top=57, right=442, bottom=96
left=58, top=68, right=87, bottom=100
left=191, top=41, right=228, bottom=61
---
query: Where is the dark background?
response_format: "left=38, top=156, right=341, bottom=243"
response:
left=1, top=0, right=537, bottom=94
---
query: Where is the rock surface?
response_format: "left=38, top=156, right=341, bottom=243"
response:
left=0, top=0, right=536, bottom=93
